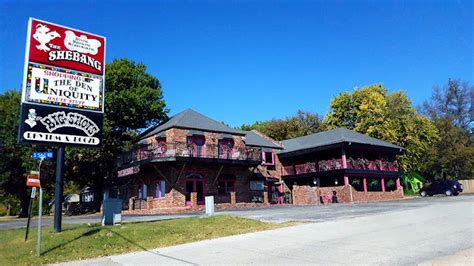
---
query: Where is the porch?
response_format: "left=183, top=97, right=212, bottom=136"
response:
left=282, top=158, right=399, bottom=176
left=112, top=162, right=285, bottom=215
left=115, top=141, right=262, bottom=169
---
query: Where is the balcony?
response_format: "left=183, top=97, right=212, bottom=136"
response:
left=282, top=158, right=398, bottom=176
left=346, top=158, right=398, bottom=171
left=115, top=142, right=262, bottom=168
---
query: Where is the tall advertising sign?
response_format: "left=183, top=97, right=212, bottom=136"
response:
left=19, top=18, right=105, bottom=147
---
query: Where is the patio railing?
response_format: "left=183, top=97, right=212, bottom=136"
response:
left=115, top=141, right=262, bottom=168
left=282, top=158, right=398, bottom=176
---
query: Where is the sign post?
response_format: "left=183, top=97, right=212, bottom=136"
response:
left=37, top=185, right=43, bottom=256
left=18, top=18, right=106, bottom=234
left=24, top=185, right=37, bottom=241
left=54, top=147, right=64, bottom=232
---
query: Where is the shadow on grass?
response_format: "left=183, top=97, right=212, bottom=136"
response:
left=41, top=228, right=101, bottom=255
left=106, top=228, right=197, bottom=265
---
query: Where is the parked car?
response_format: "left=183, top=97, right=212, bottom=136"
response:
left=419, top=180, right=463, bottom=197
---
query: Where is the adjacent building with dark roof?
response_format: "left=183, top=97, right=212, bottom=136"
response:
left=110, top=109, right=404, bottom=213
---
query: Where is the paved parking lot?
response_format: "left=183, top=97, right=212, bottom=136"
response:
left=2, top=194, right=473, bottom=230
left=61, top=194, right=474, bottom=265
left=219, top=195, right=474, bottom=223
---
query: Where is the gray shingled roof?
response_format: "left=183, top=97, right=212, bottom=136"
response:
left=280, top=127, right=403, bottom=154
left=140, top=109, right=244, bottom=139
left=240, top=130, right=282, bottom=149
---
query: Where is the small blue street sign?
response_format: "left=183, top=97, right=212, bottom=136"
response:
left=32, top=152, right=53, bottom=159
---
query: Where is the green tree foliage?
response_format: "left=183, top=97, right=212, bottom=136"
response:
left=422, top=79, right=473, bottom=179
left=241, top=110, right=322, bottom=141
left=422, top=79, right=473, bottom=130
left=0, top=59, right=168, bottom=215
left=322, top=84, right=439, bottom=172
left=0, top=91, right=55, bottom=216
left=65, top=59, right=169, bottom=199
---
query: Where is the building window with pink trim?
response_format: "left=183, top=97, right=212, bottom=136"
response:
left=187, top=136, right=206, bottom=157
left=154, top=180, right=166, bottom=199
left=137, top=183, right=147, bottom=200
left=262, top=151, right=275, bottom=165
left=218, top=139, right=234, bottom=159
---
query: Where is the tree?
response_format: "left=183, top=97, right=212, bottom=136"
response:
left=322, top=84, right=439, bottom=172
left=0, top=91, right=54, bottom=216
left=0, top=58, right=169, bottom=215
left=65, top=59, right=169, bottom=202
left=422, top=79, right=473, bottom=179
left=241, top=110, right=322, bottom=141
left=422, top=79, right=473, bottom=130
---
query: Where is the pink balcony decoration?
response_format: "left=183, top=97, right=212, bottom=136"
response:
left=368, top=161, right=377, bottom=170
left=376, top=160, right=383, bottom=170
left=283, top=165, right=295, bottom=175
left=346, top=157, right=355, bottom=169
left=306, top=162, right=316, bottom=173
left=295, top=164, right=306, bottom=174
left=318, top=160, right=329, bottom=171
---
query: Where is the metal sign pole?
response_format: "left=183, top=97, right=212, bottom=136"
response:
left=36, top=186, right=43, bottom=256
left=24, top=187, right=36, bottom=241
left=54, top=147, right=64, bottom=233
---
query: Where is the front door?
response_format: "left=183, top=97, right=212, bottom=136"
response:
left=185, top=174, right=205, bottom=205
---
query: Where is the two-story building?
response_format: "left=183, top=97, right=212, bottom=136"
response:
left=280, top=128, right=404, bottom=204
left=110, top=109, right=405, bottom=213
left=111, top=109, right=283, bottom=213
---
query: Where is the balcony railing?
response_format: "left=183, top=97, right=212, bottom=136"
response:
left=115, top=142, right=262, bottom=168
left=282, top=158, right=398, bottom=176
left=346, top=159, right=398, bottom=171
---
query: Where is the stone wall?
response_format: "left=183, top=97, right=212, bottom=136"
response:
left=292, top=185, right=404, bottom=205
left=292, top=185, right=320, bottom=205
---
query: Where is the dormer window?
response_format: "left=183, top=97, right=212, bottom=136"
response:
left=153, top=134, right=167, bottom=157
left=262, top=151, right=275, bottom=165
left=186, top=136, right=205, bottom=157
left=218, top=138, right=234, bottom=159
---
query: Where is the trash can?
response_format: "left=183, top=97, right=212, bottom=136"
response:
left=102, top=199, right=122, bottom=226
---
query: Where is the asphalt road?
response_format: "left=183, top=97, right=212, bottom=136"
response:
left=1, top=195, right=472, bottom=230
left=59, top=195, right=474, bottom=265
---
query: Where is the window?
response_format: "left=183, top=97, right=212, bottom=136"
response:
left=154, top=137, right=167, bottom=157
left=138, top=183, right=147, bottom=199
left=263, top=151, right=274, bottom=165
left=187, top=136, right=205, bottom=157
left=218, top=139, right=234, bottom=159
left=217, top=174, right=236, bottom=195
left=250, top=180, right=265, bottom=191
left=154, top=180, right=166, bottom=198
left=218, top=180, right=235, bottom=195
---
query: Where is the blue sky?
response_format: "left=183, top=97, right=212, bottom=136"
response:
left=1, top=0, right=472, bottom=127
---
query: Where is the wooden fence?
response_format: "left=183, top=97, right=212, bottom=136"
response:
left=459, top=180, right=474, bottom=194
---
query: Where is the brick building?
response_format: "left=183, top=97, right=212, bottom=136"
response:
left=279, top=128, right=404, bottom=204
left=109, top=109, right=404, bottom=214
left=110, top=109, right=283, bottom=214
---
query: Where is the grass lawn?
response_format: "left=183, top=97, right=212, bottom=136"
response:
left=0, top=215, right=282, bottom=265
